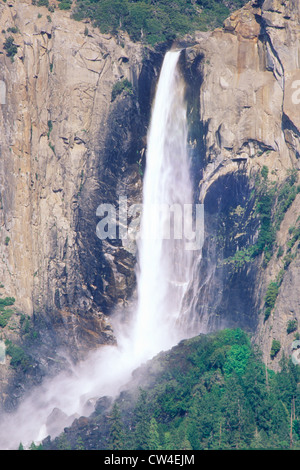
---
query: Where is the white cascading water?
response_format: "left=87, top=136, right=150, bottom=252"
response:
left=0, top=50, right=198, bottom=449
left=132, top=50, right=194, bottom=359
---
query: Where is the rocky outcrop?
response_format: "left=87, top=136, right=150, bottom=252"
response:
left=182, top=0, right=300, bottom=368
left=185, top=1, right=298, bottom=190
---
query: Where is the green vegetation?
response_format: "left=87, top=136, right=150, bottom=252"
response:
left=29, top=442, right=44, bottom=450
left=19, top=314, right=39, bottom=342
left=287, top=319, right=298, bottom=335
left=263, top=281, right=279, bottom=322
left=0, top=296, right=15, bottom=328
left=111, top=78, right=133, bottom=102
left=7, top=27, right=19, bottom=34
left=46, top=120, right=56, bottom=154
left=277, top=245, right=284, bottom=258
left=261, top=164, right=269, bottom=180
left=287, top=222, right=300, bottom=252
left=0, top=297, right=15, bottom=307
left=3, top=36, right=18, bottom=61
left=37, top=0, right=49, bottom=6
left=224, top=168, right=300, bottom=271
left=5, top=339, right=29, bottom=370
left=257, top=172, right=300, bottom=323
left=274, top=170, right=300, bottom=230
left=270, top=339, right=281, bottom=360
left=72, top=0, right=248, bottom=46
left=50, top=328, right=300, bottom=450
left=32, top=0, right=72, bottom=10
left=109, top=402, right=125, bottom=450
left=58, top=0, right=73, bottom=10
left=0, top=310, right=13, bottom=328
left=48, top=142, right=55, bottom=154
left=0, top=295, right=37, bottom=370
left=47, top=120, right=53, bottom=139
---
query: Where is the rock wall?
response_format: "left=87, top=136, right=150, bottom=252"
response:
left=182, top=0, right=300, bottom=368
left=0, top=0, right=164, bottom=387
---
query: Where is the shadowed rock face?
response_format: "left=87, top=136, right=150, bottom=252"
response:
left=191, top=171, right=260, bottom=334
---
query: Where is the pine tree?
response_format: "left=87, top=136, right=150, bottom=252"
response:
left=250, top=428, right=265, bottom=450
left=134, top=389, right=150, bottom=450
left=148, top=417, right=160, bottom=450
left=109, top=402, right=124, bottom=450
left=163, top=431, right=174, bottom=450
left=176, top=420, right=193, bottom=450
left=75, top=436, right=85, bottom=450
left=221, top=375, right=256, bottom=449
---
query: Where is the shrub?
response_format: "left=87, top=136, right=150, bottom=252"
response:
left=5, top=340, right=29, bottom=370
left=111, top=78, right=133, bottom=102
left=37, top=0, right=49, bottom=6
left=270, top=339, right=281, bottom=359
left=264, top=282, right=279, bottom=310
left=287, top=319, right=298, bottom=335
left=3, top=36, right=18, bottom=61
left=0, top=310, right=13, bottom=328
left=0, top=297, right=15, bottom=306
left=58, top=0, right=72, bottom=10
left=263, top=281, right=279, bottom=322
left=7, top=27, right=19, bottom=34
left=47, top=120, right=53, bottom=138
left=49, top=142, right=56, bottom=155
left=283, top=252, right=296, bottom=270
left=274, top=179, right=300, bottom=231
left=288, top=224, right=300, bottom=251
left=264, top=306, right=272, bottom=322
left=277, top=246, right=284, bottom=258
left=261, top=165, right=269, bottom=180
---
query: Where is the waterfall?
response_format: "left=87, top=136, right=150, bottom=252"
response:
left=132, top=50, right=195, bottom=360
left=0, top=50, right=200, bottom=449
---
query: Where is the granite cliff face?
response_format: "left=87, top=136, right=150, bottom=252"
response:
left=0, top=0, right=164, bottom=407
left=181, top=0, right=300, bottom=369
left=0, top=0, right=299, bottom=411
